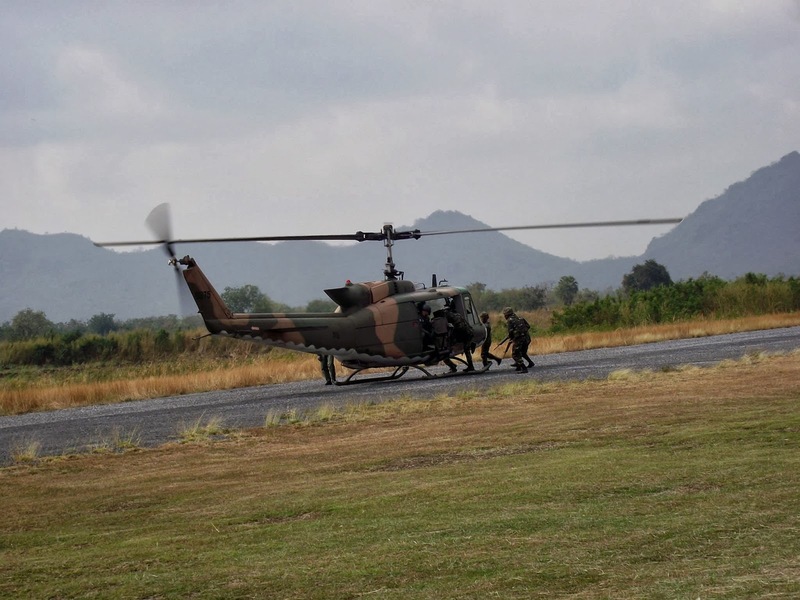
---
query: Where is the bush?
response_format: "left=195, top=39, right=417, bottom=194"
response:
left=74, top=336, right=119, bottom=362
left=551, top=274, right=799, bottom=332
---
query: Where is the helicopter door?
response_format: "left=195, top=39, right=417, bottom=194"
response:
left=456, top=292, right=485, bottom=346
left=425, top=298, right=449, bottom=352
left=449, top=293, right=479, bottom=327
left=460, top=293, right=479, bottom=327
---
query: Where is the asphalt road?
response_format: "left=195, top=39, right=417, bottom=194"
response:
left=2, top=326, right=799, bottom=466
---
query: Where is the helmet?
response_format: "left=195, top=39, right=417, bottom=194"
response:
left=502, top=307, right=514, bottom=317
left=420, top=303, right=431, bottom=313
left=479, top=311, right=489, bottom=320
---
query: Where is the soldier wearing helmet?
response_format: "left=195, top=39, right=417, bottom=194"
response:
left=417, top=302, right=434, bottom=349
left=479, top=311, right=502, bottom=368
left=502, top=307, right=532, bottom=373
left=443, top=303, right=475, bottom=372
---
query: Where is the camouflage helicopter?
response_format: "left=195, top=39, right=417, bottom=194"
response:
left=96, top=204, right=682, bottom=384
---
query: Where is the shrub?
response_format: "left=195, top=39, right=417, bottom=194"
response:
left=550, top=274, right=799, bottom=332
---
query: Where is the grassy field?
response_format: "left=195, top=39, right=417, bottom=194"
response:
left=2, top=351, right=799, bottom=598
left=3, top=312, right=800, bottom=416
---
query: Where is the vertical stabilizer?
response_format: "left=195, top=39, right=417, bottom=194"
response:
left=178, top=256, right=233, bottom=320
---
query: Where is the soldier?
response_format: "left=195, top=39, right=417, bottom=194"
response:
left=502, top=306, right=532, bottom=373
left=318, top=354, right=336, bottom=385
left=416, top=302, right=434, bottom=349
left=479, top=312, right=503, bottom=367
left=444, top=304, right=475, bottom=372
left=523, top=351, right=535, bottom=369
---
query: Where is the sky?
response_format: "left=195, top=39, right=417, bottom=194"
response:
left=2, top=1, right=799, bottom=261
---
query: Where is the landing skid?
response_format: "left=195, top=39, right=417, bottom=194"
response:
left=333, top=358, right=491, bottom=386
left=334, top=366, right=411, bottom=386
left=432, top=363, right=492, bottom=378
left=424, top=355, right=492, bottom=379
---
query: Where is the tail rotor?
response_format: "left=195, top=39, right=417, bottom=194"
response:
left=145, top=203, right=196, bottom=316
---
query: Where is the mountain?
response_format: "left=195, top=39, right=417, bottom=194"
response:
left=642, top=151, right=800, bottom=279
left=1, top=152, right=798, bottom=323
left=0, top=214, right=583, bottom=323
left=0, top=229, right=176, bottom=323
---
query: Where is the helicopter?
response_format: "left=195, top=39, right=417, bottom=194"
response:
left=96, top=204, right=682, bottom=384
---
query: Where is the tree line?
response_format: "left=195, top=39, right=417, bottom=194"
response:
left=0, top=285, right=338, bottom=343
left=550, top=271, right=800, bottom=332
left=2, top=261, right=798, bottom=366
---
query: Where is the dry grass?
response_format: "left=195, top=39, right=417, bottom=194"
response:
left=2, top=353, right=799, bottom=598
left=9, top=439, right=41, bottom=463
left=0, top=355, right=322, bottom=415
left=177, top=414, right=228, bottom=443
left=523, top=311, right=800, bottom=355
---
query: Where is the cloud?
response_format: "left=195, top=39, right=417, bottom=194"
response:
left=2, top=1, right=799, bottom=261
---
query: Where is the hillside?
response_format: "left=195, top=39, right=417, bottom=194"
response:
left=1, top=151, right=798, bottom=322
left=643, top=151, right=800, bottom=279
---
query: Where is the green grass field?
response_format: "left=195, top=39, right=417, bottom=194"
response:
left=2, top=353, right=799, bottom=598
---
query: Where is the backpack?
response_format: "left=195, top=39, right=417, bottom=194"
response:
left=511, top=316, right=531, bottom=338
left=447, top=310, right=473, bottom=342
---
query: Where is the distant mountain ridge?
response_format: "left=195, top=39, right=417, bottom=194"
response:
left=1, top=151, right=798, bottom=322
left=643, top=151, right=800, bottom=279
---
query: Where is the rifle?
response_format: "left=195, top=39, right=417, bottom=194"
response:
left=493, top=335, right=509, bottom=350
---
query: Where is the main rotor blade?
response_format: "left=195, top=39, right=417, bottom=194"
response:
left=94, top=232, right=372, bottom=247
left=94, top=202, right=378, bottom=247
left=94, top=217, right=684, bottom=248
left=417, top=218, right=683, bottom=237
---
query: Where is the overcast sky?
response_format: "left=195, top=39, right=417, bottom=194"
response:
left=2, top=1, right=799, bottom=261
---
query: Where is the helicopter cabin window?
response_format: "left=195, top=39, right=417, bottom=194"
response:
left=461, top=294, right=479, bottom=326
left=428, top=298, right=449, bottom=317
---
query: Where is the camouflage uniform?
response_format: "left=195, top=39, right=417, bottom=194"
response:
left=416, top=302, right=434, bottom=349
left=444, top=307, right=475, bottom=372
left=502, top=307, right=531, bottom=373
left=318, top=354, right=336, bottom=385
left=479, top=312, right=502, bottom=367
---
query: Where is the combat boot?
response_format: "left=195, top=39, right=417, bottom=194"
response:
left=463, top=353, right=475, bottom=372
